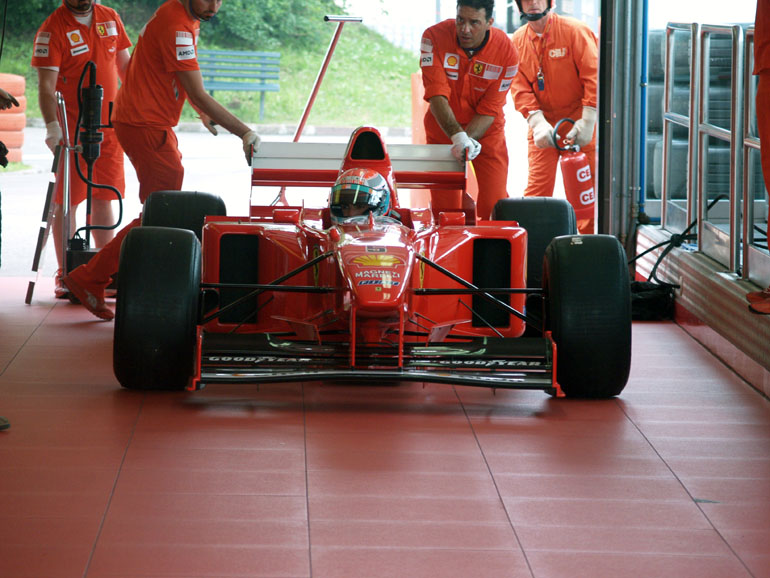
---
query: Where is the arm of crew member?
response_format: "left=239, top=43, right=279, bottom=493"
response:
left=175, top=69, right=251, bottom=138
left=428, top=95, right=463, bottom=138
left=116, top=48, right=130, bottom=82
left=37, top=67, right=59, bottom=125
left=429, top=95, right=494, bottom=141
left=464, top=114, right=495, bottom=141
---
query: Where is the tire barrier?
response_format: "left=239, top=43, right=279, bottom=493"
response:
left=0, top=73, right=26, bottom=164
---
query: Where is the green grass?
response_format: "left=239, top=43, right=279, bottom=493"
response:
left=4, top=24, right=417, bottom=129
left=1, top=162, right=34, bottom=172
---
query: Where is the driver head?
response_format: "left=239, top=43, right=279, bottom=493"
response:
left=329, top=168, right=392, bottom=223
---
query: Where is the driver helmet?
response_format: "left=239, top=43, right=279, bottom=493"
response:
left=329, top=168, right=392, bottom=221
left=515, top=0, right=552, bottom=22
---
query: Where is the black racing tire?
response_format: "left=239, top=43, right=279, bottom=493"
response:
left=113, top=227, right=201, bottom=391
left=492, top=197, right=577, bottom=288
left=492, top=197, right=577, bottom=334
left=141, top=190, right=226, bottom=240
left=543, top=235, right=632, bottom=398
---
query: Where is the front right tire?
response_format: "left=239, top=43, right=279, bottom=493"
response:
left=543, top=235, right=632, bottom=398
left=114, top=227, right=201, bottom=391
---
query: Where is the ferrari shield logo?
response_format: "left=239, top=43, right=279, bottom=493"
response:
left=96, top=21, right=118, bottom=37
left=473, top=62, right=485, bottom=76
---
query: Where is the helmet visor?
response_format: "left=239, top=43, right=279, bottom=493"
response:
left=330, top=183, right=374, bottom=207
left=330, top=183, right=376, bottom=219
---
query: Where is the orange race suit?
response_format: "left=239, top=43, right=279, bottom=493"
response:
left=510, top=12, right=598, bottom=232
left=113, top=0, right=202, bottom=202
left=31, top=3, right=132, bottom=206
left=421, top=19, right=520, bottom=220
left=755, top=0, right=770, bottom=230
left=75, top=0, right=201, bottom=288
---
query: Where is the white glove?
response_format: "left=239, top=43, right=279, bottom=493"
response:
left=45, top=121, right=63, bottom=153
left=527, top=111, right=555, bottom=149
left=565, top=106, right=597, bottom=148
left=450, top=131, right=481, bottom=162
left=241, top=130, right=261, bottom=165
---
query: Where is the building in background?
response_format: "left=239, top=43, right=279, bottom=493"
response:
left=503, top=0, right=599, bottom=34
left=340, top=0, right=602, bottom=53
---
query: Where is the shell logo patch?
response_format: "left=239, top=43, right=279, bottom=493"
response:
left=67, top=30, right=84, bottom=46
left=444, top=53, right=460, bottom=70
left=352, top=254, right=403, bottom=267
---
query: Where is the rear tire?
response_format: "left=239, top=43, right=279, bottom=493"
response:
left=543, top=235, right=631, bottom=398
left=492, top=197, right=577, bottom=333
left=114, top=227, right=201, bottom=390
left=142, top=190, right=226, bottom=240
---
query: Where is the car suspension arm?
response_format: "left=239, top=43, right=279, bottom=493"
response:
left=202, top=250, right=335, bottom=325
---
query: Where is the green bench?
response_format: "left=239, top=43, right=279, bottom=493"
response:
left=197, top=49, right=280, bottom=121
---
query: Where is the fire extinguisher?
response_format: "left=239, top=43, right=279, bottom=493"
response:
left=552, top=118, right=595, bottom=221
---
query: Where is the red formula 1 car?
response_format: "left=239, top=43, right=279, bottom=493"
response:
left=113, top=126, right=631, bottom=398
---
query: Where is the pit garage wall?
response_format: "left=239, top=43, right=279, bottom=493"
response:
left=598, top=0, right=769, bottom=397
left=635, top=225, right=770, bottom=397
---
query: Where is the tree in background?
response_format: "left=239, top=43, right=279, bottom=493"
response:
left=1, top=0, right=414, bottom=128
left=209, top=0, right=339, bottom=49
left=5, top=0, right=339, bottom=50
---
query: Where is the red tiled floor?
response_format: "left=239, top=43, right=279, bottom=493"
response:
left=1, top=278, right=769, bottom=577
left=308, top=495, right=511, bottom=523
left=87, top=544, right=311, bottom=577
left=311, top=548, right=532, bottom=578
left=0, top=544, right=95, bottom=578
left=106, top=492, right=308, bottom=522
left=525, top=551, right=752, bottom=578
left=515, top=526, right=737, bottom=556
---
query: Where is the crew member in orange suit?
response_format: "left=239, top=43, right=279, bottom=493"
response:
left=747, top=0, right=770, bottom=314
left=62, top=0, right=261, bottom=321
left=510, top=0, right=598, bottom=234
left=31, top=0, right=132, bottom=296
left=420, top=0, right=519, bottom=221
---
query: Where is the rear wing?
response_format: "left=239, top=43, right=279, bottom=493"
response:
left=251, top=142, right=467, bottom=191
